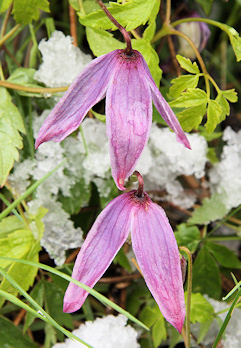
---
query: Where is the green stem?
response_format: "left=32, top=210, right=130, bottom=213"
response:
left=165, top=0, right=171, bottom=25
left=0, top=24, right=22, bottom=46
left=179, top=246, right=192, bottom=348
left=213, top=287, right=241, bottom=348
left=0, top=79, right=68, bottom=94
left=0, top=193, right=23, bottom=222
left=207, top=236, right=241, bottom=242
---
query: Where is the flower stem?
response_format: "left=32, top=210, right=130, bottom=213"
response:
left=179, top=246, right=192, bottom=348
left=96, top=0, right=132, bottom=55
left=133, top=171, right=144, bottom=197
left=0, top=79, right=68, bottom=94
left=164, top=0, right=171, bottom=25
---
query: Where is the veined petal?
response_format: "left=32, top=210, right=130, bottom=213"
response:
left=139, top=55, right=191, bottom=149
left=63, top=193, right=133, bottom=313
left=131, top=196, right=185, bottom=333
left=106, top=50, right=152, bottom=190
left=35, top=50, right=119, bottom=148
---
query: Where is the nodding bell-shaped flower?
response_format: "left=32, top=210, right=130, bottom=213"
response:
left=35, top=48, right=191, bottom=190
left=63, top=172, right=186, bottom=333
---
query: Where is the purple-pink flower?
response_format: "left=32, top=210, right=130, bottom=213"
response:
left=35, top=49, right=190, bottom=190
left=63, top=175, right=185, bottom=333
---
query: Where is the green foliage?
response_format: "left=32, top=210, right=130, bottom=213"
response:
left=0, top=207, right=47, bottom=307
left=207, top=243, right=241, bottom=269
left=7, top=68, right=42, bottom=97
left=175, top=224, right=201, bottom=253
left=176, top=55, right=200, bottom=74
left=206, top=99, right=222, bottom=133
left=0, top=316, right=38, bottom=347
left=189, top=193, right=229, bottom=225
left=0, top=0, right=12, bottom=13
left=187, top=292, right=214, bottom=323
left=169, top=88, right=208, bottom=108
left=195, top=0, right=213, bottom=15
left=169, top=74, right=199, bottom=99
left=152, top=317, right=166, bottom=347
left=24, top=280, right=45, bottom=332
left=0, top=87, right=25, bottom=187
left=192, top=244, right=221, bottom=299
left=222, top=24, right=241, bottom=61
left=113, top=247, right=132, bottom=273
left=177, top=104, right=206, bottom=132
left=78, top=0, right=159, bottom=31
left=12, top=0, right=50, bottom=24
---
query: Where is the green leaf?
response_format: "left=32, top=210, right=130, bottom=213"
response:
left=59, top=179, right=91, bottom=215
left=206, top=99, right=222, bottom=133
left=78, top=0, right=159, bottom=31
left=43, top=281, right=73, bottom=329
left=143, top=0, right=161, bottom=41
left=198, top=126, right=222, bottom=141
left=223, top=26, right=241, bottom=61
left=194, top=0, right=213, bottom=15
left=176, top=103, right=206, bottom=132
left=152, top=317, right=166, bottom=347
left=207, top=242, right=241, bottom=269
left=169, top=74, right=199, bottom=99
left=12, top=0, right=50, bottom=25
left=0, top=87, right=25, bottom=186
left=189, top=193, right=229, bottom=225
left=86, top=27, right=125, bottom=56
left=222, top=89, right=238, bottom=102
left=140, top=303, right=161, bottom=327
left=0, top=0, right=12, bottom=13
left=206, top=147, right=219, bottom=164
left=92, top=109, right=106, bottom=123
left=132, top=38, right=162, bottom=86
left=176, top=55, right=200, bottom=74
left=24, top=280, right=45, bottom=332
left=192, top=245, right=221, bottom=299
left=0, top=316, right=38, bottom=347
left=215, top=94, right=229, bottom=122
left=7, top=68, right=41, bottom=97
left=186, top=292, right=214, bottom=323
left=175, top=224, right=201, bottom=253
left=197, top=320, right=213, bottom=343
left=0, top=215, right=23, bottom=237
left=169, top=88, right=208, bottom=108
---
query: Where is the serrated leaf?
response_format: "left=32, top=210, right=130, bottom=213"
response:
left=169, top=74, right=199, bottom=99
left=222, top=89, right=238, bottom=102
left=216, top=94, right=230, bottom=122
left=132, top=39, right=162, bottom=86
left=206, top=99, right=222, bottom=133
left=12, top=0, right=50, bottom=25
left=177, top=103, right=206, bottom=132
left=0, top=316, right=38, bottom=348
left=185, top=292, right=214, bottom=323
left=152, top=317, right=166, bottom=347
left=78, top=0, right=159, bottom=31
left=0, top=87, right=25, bottom=187
left=176, top=55, right=200, bottom=74
left=86, top=27, right=125, bottom=56
left=189, top=193, right=229, bottom=225
left=192, top=245, right=221, bottom=299
left=0, top=0, right=12, bottom=14
left=175, top=224, right=201, bottom=253
left=194, top=0, right=213, bottom=15
left=207, top=242, right=241, bottom=269
left=169, top=88, right=208, bottom=108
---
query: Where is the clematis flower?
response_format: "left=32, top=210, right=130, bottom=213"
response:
left=35, top=49, right=191, bottom=190
left=63, top=172, right=185, bottom=333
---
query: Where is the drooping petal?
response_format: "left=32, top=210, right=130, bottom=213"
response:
left=106, top=50, right=152, bottom=190
left=139, top=55, right=191, bottom=149
left=131, top=195, right=185, bottom=333
left=35, top=50, right=119, bottom=148
left=63, top=193, right=133, bottom=313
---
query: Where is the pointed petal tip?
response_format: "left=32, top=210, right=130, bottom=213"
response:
left=63, top=300, right=80, bottom=313
left=116, top=178, right=126, bottom=191
left=177, top=134, right=191, bottom=150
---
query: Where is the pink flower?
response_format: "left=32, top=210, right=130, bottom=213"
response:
left=63, top=174, right=185, bottom=333
left=35, top=49, right=190, bottom=190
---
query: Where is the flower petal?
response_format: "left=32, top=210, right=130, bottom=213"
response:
left=106, top=50, right=152, bottom=190
left=131, top=196, right=185, bottom=333
left=139, top=55, right=191, bottom=149
left=35, top=50, right=119, bottom=148
left=63, top=193, right=133, bottom=313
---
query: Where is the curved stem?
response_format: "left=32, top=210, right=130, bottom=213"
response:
left=133, top=171, right=144, bottom=197
left=172, top=17, right=229, bottom=31
left=169, top=28, right=210, bottom=97
left=0, top=80, right=68, bottom=94
left=165, top=0, right=171, bottom=25
left=0, top=24, right=21, bottom=47
left=96, top=0, right=132, bottom=55
left=179, top=246, right=192, bottom=348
